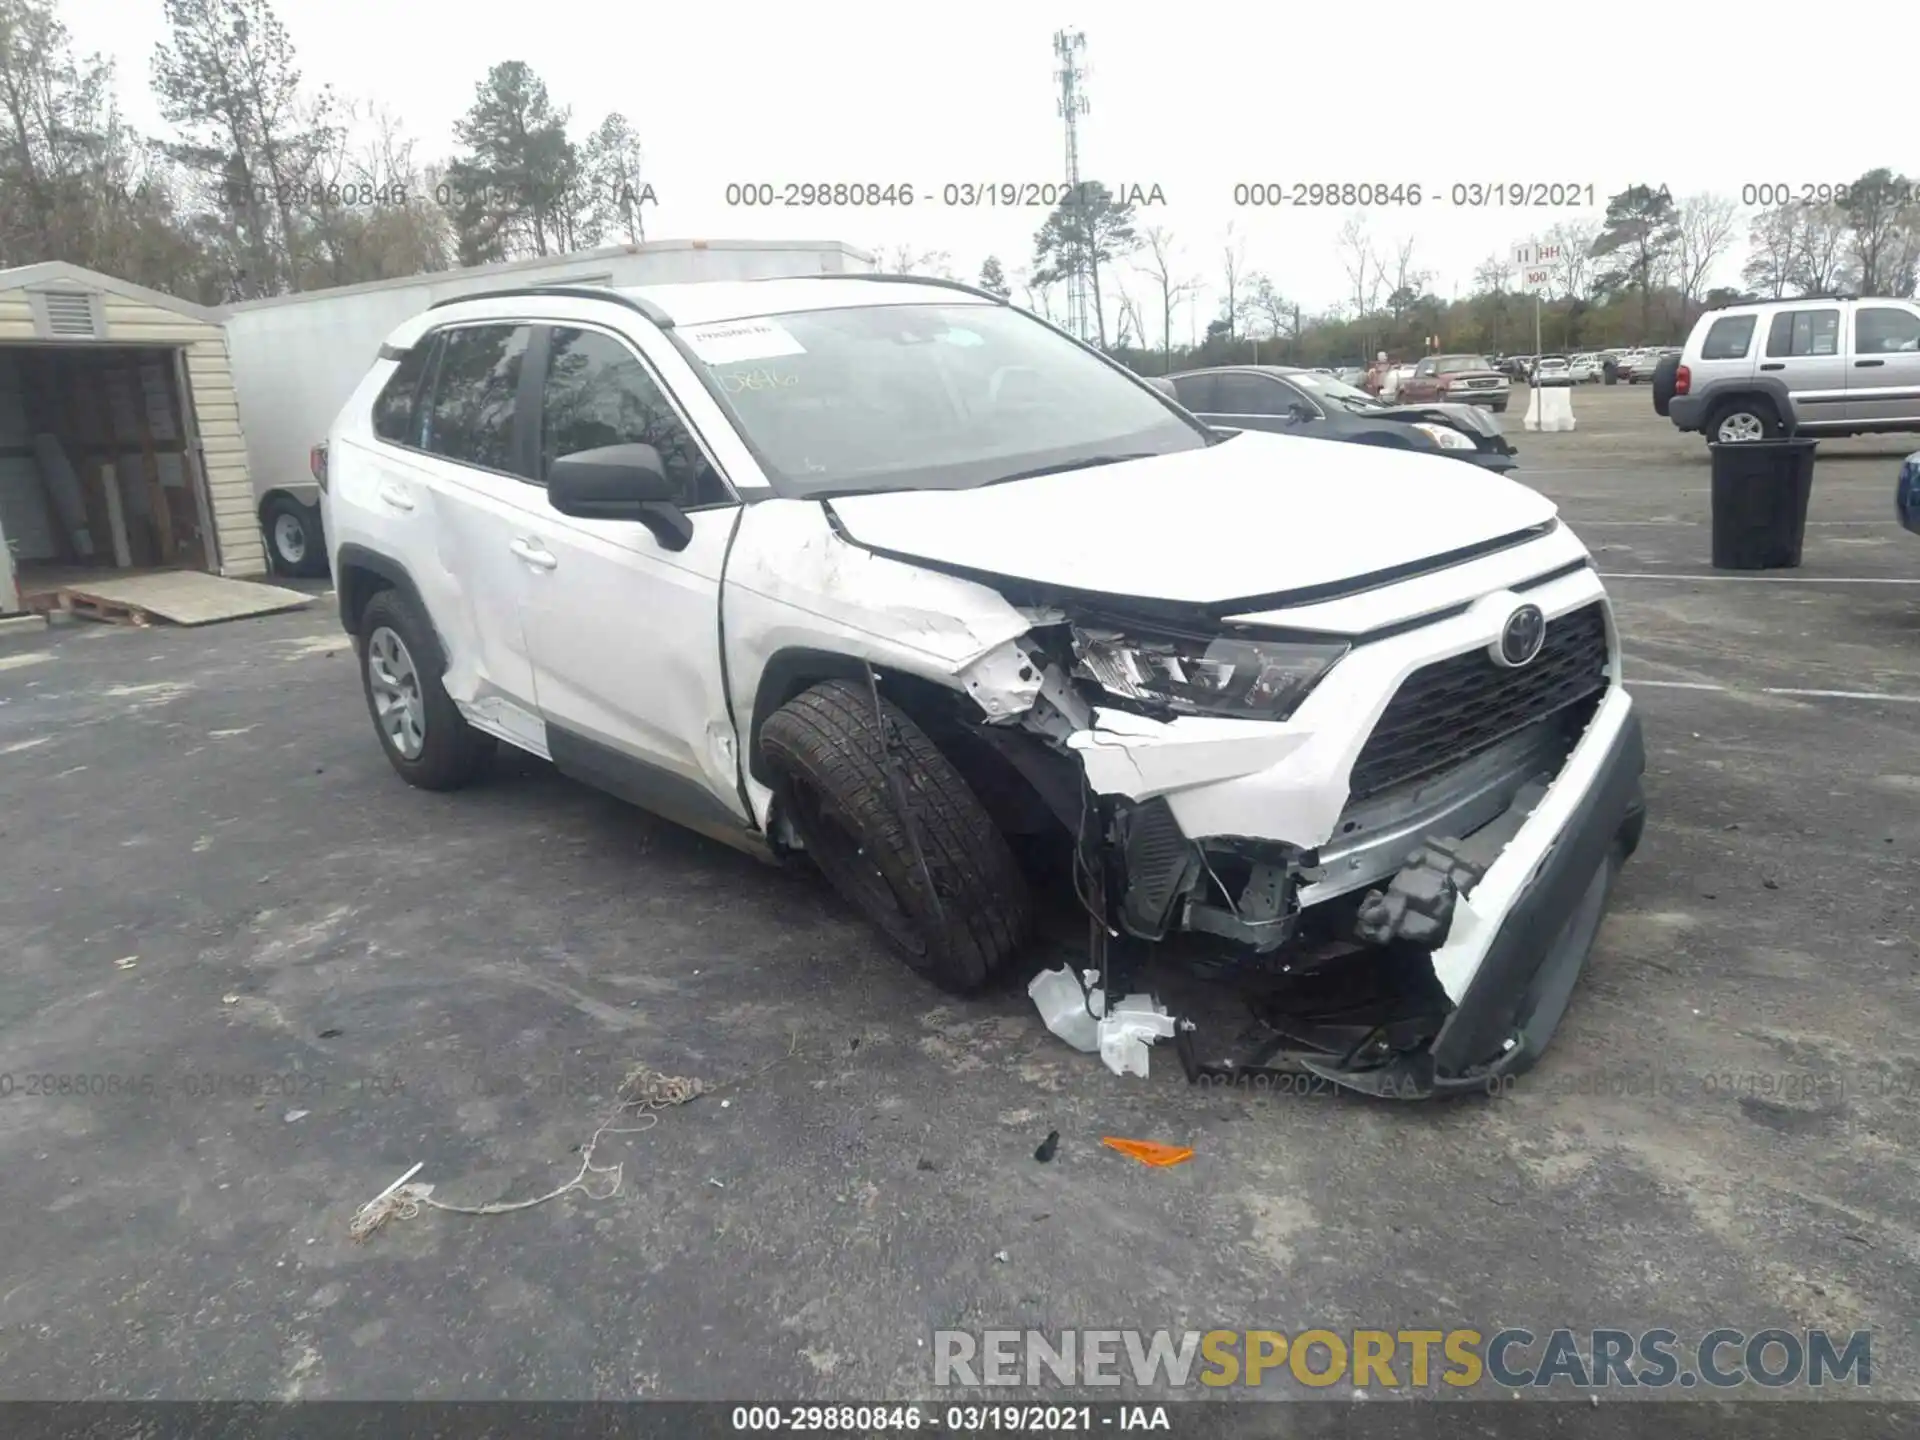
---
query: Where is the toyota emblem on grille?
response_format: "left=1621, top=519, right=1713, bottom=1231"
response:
left=1494, top=604, right=1547, bottom=668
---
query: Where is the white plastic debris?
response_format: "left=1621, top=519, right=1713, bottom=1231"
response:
left=1096, top=996, right=1177, bottom=1079
left=1028, top=965, right=1176, bottom=1077
left=1027, top=965, right=1104, bottom=1053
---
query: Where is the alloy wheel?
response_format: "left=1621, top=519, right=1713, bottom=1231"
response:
left=366, top=626, right=426, bottom=759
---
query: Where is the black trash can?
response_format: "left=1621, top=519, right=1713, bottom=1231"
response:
left=1708, top=438, right=1817, bottom=569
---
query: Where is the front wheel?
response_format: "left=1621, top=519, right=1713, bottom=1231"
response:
left=760, top=679, right=1031, bottom=993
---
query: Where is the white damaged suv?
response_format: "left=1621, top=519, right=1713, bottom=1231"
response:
left=321, top=274, right=1646, bottom=1098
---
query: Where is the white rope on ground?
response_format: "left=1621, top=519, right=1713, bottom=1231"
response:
left=348, top=1036, right=799, bottom=1242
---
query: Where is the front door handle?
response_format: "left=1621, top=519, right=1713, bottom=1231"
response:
left=1759, top=362, right=1785, bottom=371
left=510, top=538, right=557, bottom=570
left=1854, top=358, right=1886, bottom=368
left=377, top=485, right=415, bottom=511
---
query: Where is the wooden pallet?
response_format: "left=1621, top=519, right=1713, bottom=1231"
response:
left=28, top=586, right=155, bottom=628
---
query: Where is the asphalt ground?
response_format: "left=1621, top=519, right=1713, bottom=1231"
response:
left=0, top=381, right=1915, bottom=1406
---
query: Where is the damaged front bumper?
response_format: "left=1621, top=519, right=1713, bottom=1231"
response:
left=1310, top=697, right=1644, bottom=1096
left=1089, top=691, right=1644, bottom=1099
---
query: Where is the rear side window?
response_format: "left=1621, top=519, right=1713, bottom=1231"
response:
left=421, top=324, right=532, bottom=474
left=1211, top=373, right=1287, bottom=415
left=539, top=327, right=729, bottom=507
left=1699, top=315, right=1756, bottom=361
left=371, top=343, right=434, bottom=443
left=1765, top=309, right=1840, bottom=358
left=1855, top=306, right=1920, bottom=355
left=1170, top=374, right=1215, bottom=411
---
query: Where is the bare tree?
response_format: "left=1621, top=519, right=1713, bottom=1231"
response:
left=1014, top=263, right=1056, bottom=323
left=1218, top=221, right=1249, bottom=341
left=884, top=243, right=952, bottom=277
left=1247, top=272, right=1293, bottom=342
left=1472, top=253, right=1515, bottom=294
left=1114, top=281, right=1143, bottom=350
left=1132, top=224, right=1199, bottom=367
left=1544, top=218, right=1600, bottom=301
left=1336, top=214, right=1384, bottom=318
left=1792, top=203, right=1852, bottom=294
left=1671, top=193, right=1739, bottom=315
left=1392, top=235, right=1430, bottom=298
left=1741, top=205, right=1798, bottom=298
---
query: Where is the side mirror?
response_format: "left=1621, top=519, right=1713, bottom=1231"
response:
left=547, top=443, right=693, bottom=551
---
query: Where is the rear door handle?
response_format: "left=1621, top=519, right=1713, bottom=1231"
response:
left=1759, top=362, right=1785, bottom=371
left=510, top=538, right=557, bottom=570
left=377, top=485, right=415, bottom=511
left=1854, top=358, right=1885, bottom=368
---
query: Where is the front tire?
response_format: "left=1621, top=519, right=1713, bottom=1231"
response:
left=264, top=497, right=328, bottom=578
left=760, top=679, right=1031, bottom=993
left=358, top=588, right=493, bottom=791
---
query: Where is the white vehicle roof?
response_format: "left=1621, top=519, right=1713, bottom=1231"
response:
left=382, top=275, right=989, bottom=348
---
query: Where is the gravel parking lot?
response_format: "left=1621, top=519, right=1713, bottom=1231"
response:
left=2, top=380, right=1915, bottom=1404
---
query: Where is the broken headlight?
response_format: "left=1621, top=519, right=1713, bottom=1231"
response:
left=1070, top=626, right=1347, bottom=721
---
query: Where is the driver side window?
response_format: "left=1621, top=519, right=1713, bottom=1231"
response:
left=538, top=327, right=732, bottom=507
left=1415, top=359, right=1436, bottom=376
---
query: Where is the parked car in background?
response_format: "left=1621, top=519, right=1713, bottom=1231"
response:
left=1397, top=354, right=1511, bottom=411
left=1160, top=365, right=1519, bottom=472
left=1668, top=296, right=1920, bottom=443
left=1568, top=355, right=1602, bottom=383
left=1532, top=356, right=1572, bottom=387
left=1899, top=452, right=1920, bottom=535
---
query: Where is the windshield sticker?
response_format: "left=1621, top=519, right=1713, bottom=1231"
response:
left=719, top=367, right=800, bottom=395
left=941, top=328, right=985, bottom=347
left=682, top=320, right=807, bottom=365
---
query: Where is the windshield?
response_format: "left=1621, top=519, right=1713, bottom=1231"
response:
left=678, top=302, right=1208, bottom=497
left=1434, top=356, right=1490, bottom=373
left=1283, top=369, right=1385, bottom=412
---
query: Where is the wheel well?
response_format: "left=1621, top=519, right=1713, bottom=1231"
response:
left=746, top=651, right=1070, bottom=841
left=257, top=487, right=314, bottom=520
left=335, top=561, right=391, bottom=638
left=1708, top=392, right=1779, bottom=419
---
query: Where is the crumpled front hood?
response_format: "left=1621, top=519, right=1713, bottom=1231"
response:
left=1368, top=400, right=1505, bottom=440
left=823, top=430, right=1557, bottom=607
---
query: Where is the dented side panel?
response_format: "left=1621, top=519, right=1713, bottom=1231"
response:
left=721, top=500, right=1045, bottom=827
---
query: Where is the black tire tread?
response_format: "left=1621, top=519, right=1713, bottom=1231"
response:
left=359, top=587, right=492, bottom=792
left=761, top=679, right=1031, bottom=992
left=264, top=497, right=327, bottom=578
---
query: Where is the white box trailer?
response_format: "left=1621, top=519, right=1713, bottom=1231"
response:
left=223, top=238, right=874, bottom=575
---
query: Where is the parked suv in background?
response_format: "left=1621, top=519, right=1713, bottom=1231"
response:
left=320, top=274, right=1644, bottom=1098
left=1668, top=297, right=1920, bottom=444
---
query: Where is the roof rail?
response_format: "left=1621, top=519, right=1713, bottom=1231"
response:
left=427, top=283, right=675, bottom=328
left=784, top=272, right=1010, bottom=305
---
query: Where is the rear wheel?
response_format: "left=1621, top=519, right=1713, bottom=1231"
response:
left=264, top=497, right=328, bottom=578
left=358, top=587, right=493, bottom=790
left=1707, top=398, right=1781, bottom=444
left=760, top=679, right=1031, bottom=993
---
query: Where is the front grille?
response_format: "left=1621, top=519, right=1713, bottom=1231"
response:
left=1347, top=601, right=1610, bottom=802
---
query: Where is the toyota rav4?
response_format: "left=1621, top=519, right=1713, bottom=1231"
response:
left=321, top=274, right=1646, bottom=1098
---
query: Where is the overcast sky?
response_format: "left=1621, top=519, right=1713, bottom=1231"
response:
left=59, top=0, right=1920, bottom=332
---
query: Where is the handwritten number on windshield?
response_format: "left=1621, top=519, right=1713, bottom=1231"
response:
left=720, top=368, right=800, bottom=394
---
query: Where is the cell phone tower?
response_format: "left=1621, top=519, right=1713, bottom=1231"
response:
left=1053, top=29, right=1091, bottom=344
